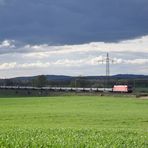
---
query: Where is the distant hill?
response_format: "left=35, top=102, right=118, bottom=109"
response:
left=10, top=75, right=74, bottom=81
left=111, top=74, right=148, bottom=79
left=8, top=74, right=148, bottom=81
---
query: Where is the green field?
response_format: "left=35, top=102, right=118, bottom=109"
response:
left=0, top=96, right=147, bottom=147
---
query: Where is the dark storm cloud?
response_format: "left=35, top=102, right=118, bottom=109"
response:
left=0, top=0, right=148, bottom=44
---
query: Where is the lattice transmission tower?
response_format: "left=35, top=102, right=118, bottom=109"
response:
left=98, top=53, right=114, bottom=88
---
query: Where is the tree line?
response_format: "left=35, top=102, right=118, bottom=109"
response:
left=0, top=75, right=148, bottom=92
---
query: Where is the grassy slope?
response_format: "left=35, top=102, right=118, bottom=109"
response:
left=0, top=96, right=147, bottom=130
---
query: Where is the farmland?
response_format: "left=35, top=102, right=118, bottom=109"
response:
left=0, top=96, right=147, bottom=147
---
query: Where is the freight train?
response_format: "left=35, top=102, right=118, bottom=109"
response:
left=0, top=85, right=132, bottom=93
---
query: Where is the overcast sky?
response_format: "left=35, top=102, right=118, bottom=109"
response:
left=0, top=0, right=148, bottom=78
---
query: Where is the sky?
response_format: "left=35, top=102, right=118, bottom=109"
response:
left=0, top=0, right=148, bottom=78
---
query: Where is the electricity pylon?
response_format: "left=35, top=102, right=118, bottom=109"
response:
left=106, top=53, right=110, bottom=78
left=98, top=53, right=114, bottom=88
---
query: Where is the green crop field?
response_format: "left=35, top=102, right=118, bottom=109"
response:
left=0, top=96, right=147, bottom=147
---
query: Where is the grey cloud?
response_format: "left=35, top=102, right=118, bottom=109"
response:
left=0, top=0, right=5, bottom=5
left=0, top=35, right=148, bottom=56
left=0, top=0, right=148, bottom=44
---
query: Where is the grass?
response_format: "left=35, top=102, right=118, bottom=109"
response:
left=0, top=129, right=147, bottom=147
left=0, top=96, right=147, bottom=147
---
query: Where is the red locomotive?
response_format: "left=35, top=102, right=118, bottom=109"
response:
left=112, top=85, right=133, bottom=93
